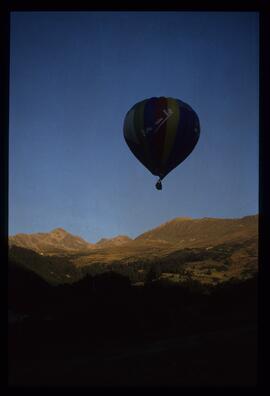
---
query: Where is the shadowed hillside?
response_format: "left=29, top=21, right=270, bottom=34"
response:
left=9, top=245, right=83, bottom=285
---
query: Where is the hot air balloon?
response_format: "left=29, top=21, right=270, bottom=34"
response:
left=123, top=97, right=200, bottom=190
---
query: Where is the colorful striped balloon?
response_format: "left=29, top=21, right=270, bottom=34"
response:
left=123, top=97, right=200, bottom=188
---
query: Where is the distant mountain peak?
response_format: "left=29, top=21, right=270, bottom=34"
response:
left=96, top=235, right=132, bottom=247
left=50, top=227, right=69, bottom=234
left=97, top=238, right=108, bottom=244
left=9, top=227, right=94, bottom=254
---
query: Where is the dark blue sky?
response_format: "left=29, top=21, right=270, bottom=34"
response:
left=9, top=12, right=259, bottom=242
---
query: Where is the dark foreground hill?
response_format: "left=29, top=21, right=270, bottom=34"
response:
left=9, top=273, right=257, bottom=387
left=9, top=261, right=257, bottom=387
left=8, top=215, right=258, bottom=387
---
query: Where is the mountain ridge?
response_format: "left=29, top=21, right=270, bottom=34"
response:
left=9, top=214, right=258, bottom=257
left=135, top=214, right=258, bottom=246
left=9, top=228, right=95, bottom=255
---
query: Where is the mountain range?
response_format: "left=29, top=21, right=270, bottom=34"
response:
left=9, top=214, right=258, bottom=286
left=10, top=215, right=258, bottom=253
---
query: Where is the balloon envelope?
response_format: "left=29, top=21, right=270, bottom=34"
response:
left=123, top=97, right=200, bottom=180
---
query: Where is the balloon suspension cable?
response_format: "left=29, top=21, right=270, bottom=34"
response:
left=155, top=178, right=162, bottom=190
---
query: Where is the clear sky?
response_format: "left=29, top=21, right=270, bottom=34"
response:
left=9, top=11, right=259, bottom=242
